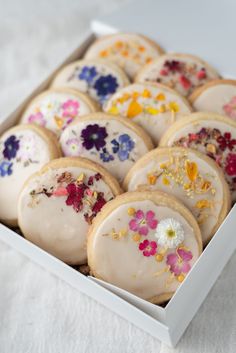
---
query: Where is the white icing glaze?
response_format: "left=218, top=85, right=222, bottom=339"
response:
left=51, top=60, right=129, bottom=107
left=21, top=91, right=93, bottom=137
left=127, top=150, right=224, bottom=243
left=85, top=34, right=162, bottom=80
left=90, top=200, right=200, bottom=300
left=104, top=83, right=191, bottom=145
left=137, top=55, right=219, bottom=96
left=60, top=119, right=149, bottom=182
left=0, top=129, right=52, bottom=223
left=193, top=84, right=236, bottom=119
left=18, top=166, right=115, bottom=264
left=164, top=119, right=236, bottom=201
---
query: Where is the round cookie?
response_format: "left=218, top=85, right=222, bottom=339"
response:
left=136, top=53, right=220, bottom=97
left=104, top=82, right=192, bottom=145
left=123, top=147, right=230, bottom=244
left=60, top=112, right=154, bottom=182
left=0, top=124, right=61, bottom=226
left=159, top=112, right=236, bottom=201
left=19, top=88, right=98, bottom=137
left=189, top=79, right=236, bottom=119
left=18, top=157, right=122, bottom=265
left=84, top=33, right=164, bottom=80
left=51, top=59, right=130, bottom=107
left=87, top=190, right=202, bottom=303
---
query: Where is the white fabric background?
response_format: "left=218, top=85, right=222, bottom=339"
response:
left=0, top=1, right=235, bottom=352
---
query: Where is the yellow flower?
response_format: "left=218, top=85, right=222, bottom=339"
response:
left=54, top=116, right=64, bottom=129
left=147, top=174, right=157, bottom=185
left=127, top=207, right=136, bottom=216
left=127, top=100, right=143, bottom=118
left=156, top=93, right=166, bottom=101
left=108, top=105, right=119, bottom=115
left=162, top=177, right=170, bottom=186
left=201, top=180, right=211, bottom=191
left=168, top=101, right=179, bottom=113
left=185, top=161, right=198, bottom=182
left=142, top=89, right=151, bottom=98
left=195, top=199, right=212, bottom=209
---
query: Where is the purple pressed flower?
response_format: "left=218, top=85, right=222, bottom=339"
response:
left=3, top=135, right=20, bottom=160
left=0, top=160, right=13, bottom=177
left=111, top=134, right=134, bottom=161
left=78, top=66, right=97, bottom=83
left=94, top=74, right=118, bottom=97
left=99, top=148, right=114, bottom=163
left=81, top=124, right=108, bottom=151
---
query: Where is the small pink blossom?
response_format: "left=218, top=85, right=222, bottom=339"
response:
left=53, top=186, right=68, bottom=196
left=129, top=210, right=158, bottom=236
left=61, top=99, right=79, bottom=118
left=139, top=239, right=157, bottom=257
left=63, top=138, right=83, bottom=156
left=166, top=247, right=193, bottom=276
left=28, top=112, right=46, bottom=126
left=223, top=96, right=236, bottom=120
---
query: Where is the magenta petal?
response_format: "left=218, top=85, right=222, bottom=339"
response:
left=129, top=219, right=138, bottom=231
left=150, top=241, right=157, bottom=249
left=178, top=248, right=193, bottom=262
left=139, top=242, right=145, bottom=251
left=146, top=210, right=155, bottom=220
left=166, top=253, right=178, bottom=266
left=136, top=210, right=144, bottom=220
left=171, top=264, right=181, bottom=276
left=143, top=250, right=150, bottom=257
left=148, top=219, right=158, bottom=229
left=181, top=262, right=191, bottom=274
left=139, top=226, right=148, bottom=236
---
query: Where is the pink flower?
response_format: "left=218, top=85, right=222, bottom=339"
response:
left=139, top=239, right=157, bottom=257
left=225, top=153, right=236, bottom=176
left=129, top=210, right=158, bottom=236
left=223, top=96, right=236, bottom=119
left=28, top=112, right=46, bottom=126
left=61, top=99, right=79, bottom=118
left=166, top=247, right=193, bottom=276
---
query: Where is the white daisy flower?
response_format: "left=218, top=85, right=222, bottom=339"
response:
left=155, top=218, right=185, bottom=249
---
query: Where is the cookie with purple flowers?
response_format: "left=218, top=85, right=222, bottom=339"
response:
left=189, top=79, right=236, bottom=119
left=0, top=124, right=61, bottom=226
left=87, top=190, right=202, bottom=303
left=136, top=53, right=220, bottom=97
left=84, top=33, right=164, bottom=80
left=18, top=157, right=122, bottom=265
left=60, top=113, right=153, bottom=182
left=159, top=112, right=236, bottom=201
left=51, top=59, right=130, bottom=107
left=104, top=82, right=192, bottom=145
left=123, top=147, right=230, bottom=244
left=19, top=88, right=98, bottom=137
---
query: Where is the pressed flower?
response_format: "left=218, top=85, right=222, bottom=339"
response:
left=3, top=135, right=20, bottom=160
left=61, top=100, right=79, bottom=118
left=166, top=247, right=193, bottom=276
left=127, top=100, right=143, bottom=118
left=196, top=68, right=206, bottom=80
left=81, top=124, right=108, bottom=151
left=78, top=66, right=97, bottom=83
left=185, top=161, right=198, bottom=182
left=217, top=132, right=236, bottom=151
left=195, top=199, right=212, bottom=209
left=64, top=138, right=83, bottom=156
left=223, top=96, right=236, bottom=119
left=155, top=218, right=185, bottom=249
left=225, top=153, right=236, bottom=176
left=94, top=74, right=118, bottom=97
left=28, top=112, right=46, bottom=126
left=65, top=182, right=87, bottom=212
left=17, top=135, right=37, bottom=161
left=179, top=75, right=191, bottom=90
left=92, top=194, right=106, bottom=214
left=129, top=209, right=158, bottom=236
left=111, top=134, right=134, bottom=161
left=99, top=148, right=114, bottom=162
left=0, top=160, right=13, bottom=177
left=164, top=60, right=181, bottom=72
left=139, top=239, right=157, bottom=257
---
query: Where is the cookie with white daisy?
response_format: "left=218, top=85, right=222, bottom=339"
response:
left=87, top=190, right=202, bottom=303
left=60, top=113, right=154, bottom=182
left=19, top=88, right=98, bottom=137
left=159, top=112, right=236, bottom=202
left=84, top=33, right=164, bottom=80
left=189, top=79, right=236, bottom=119
left=136, top=53, right=220, bottom=97
left=50, top=59, right=130, bottom=107
left=0, top=124, right=61, bottom=226
left=18, top=157, right=122, bottom=265
left=103, top=82, right=192, bottom=145
left=123, top=147, right=230, bottom=244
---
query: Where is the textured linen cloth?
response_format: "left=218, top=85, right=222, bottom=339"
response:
left=0, top=1, right=235, bottom=352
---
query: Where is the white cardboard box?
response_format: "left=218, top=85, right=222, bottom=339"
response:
left=1, top=1, right=236, bottom=346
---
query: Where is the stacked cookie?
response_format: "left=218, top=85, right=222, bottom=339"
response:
left=1, top=32, right=235, bottom=304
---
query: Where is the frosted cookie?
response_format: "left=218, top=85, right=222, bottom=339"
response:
left=19, top=88, right=98, bottom=137
left=18, top=157, right=122, bottom=265
left=189, top=79, right=236, bottom=119
left=60, top=113, right=154, bottom=182
left=160, top=112, right=236, bottom=201
left=104, top=82, right=192, bottom=145
left=124, top=147, right=230, bottom=244
left=51, top=59, right=130, bottom=107
left=87, top=191, right=202, bottom=303
left=0, top=124, right=61, bottom=226
left=84, top=33, right=164, bottom=80
left=136, top=53, right=220, bottom=97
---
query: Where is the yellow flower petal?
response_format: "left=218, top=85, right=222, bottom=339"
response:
left=54, top=116, right=64, bottom=129
left=108, top=105, right=119, bottom=115
left=146, top=107, right=159, bottom=115
left=133, top=234, right=141, bottom=242
left=147, top=174, right=157, bottom=185
left=127, top=100, right=143, bottom=118
left=156, top=93, right=166, bottom=101
left=195, top=199, right=212, bottom=209
left=127, top=207, right=136, bottom=216
left=185, top=161, right=198, bottom=182
left=162, top=177, right=170, bottom=186
left=168, top=101, right=179, bottom=113
left=142, top=89, right=151, bottom=98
